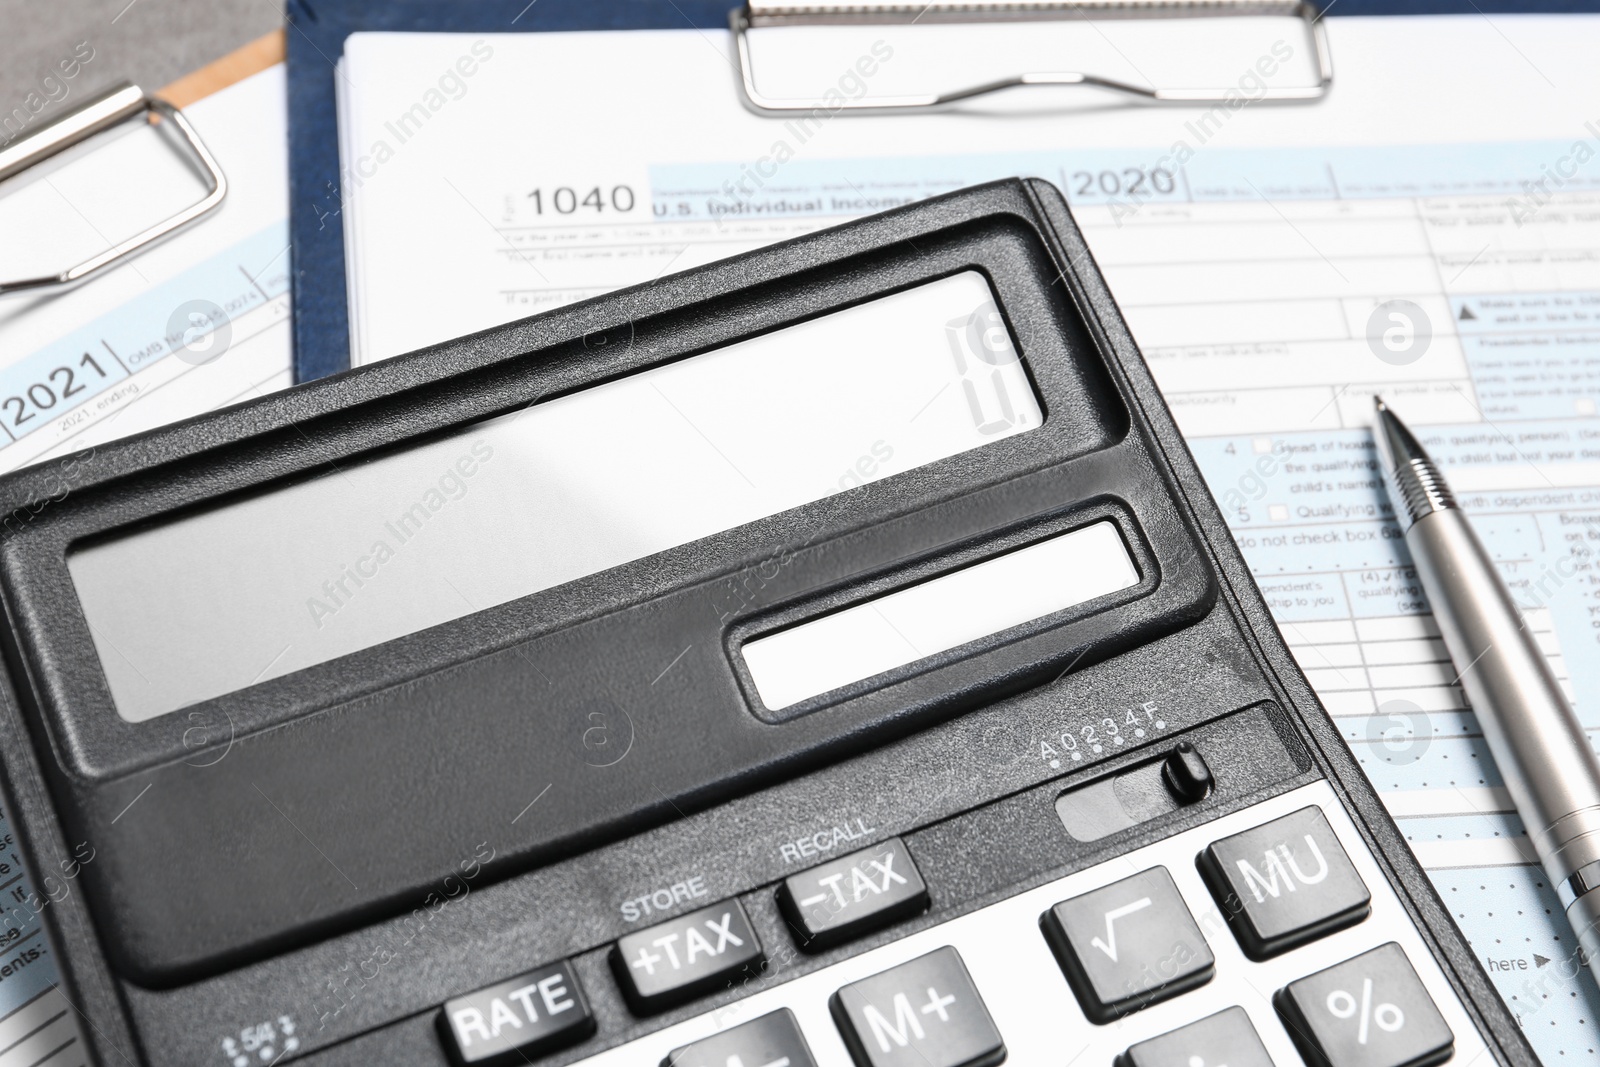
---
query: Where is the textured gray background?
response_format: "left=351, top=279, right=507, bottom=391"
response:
left=1, top=0, right=278, bottom=121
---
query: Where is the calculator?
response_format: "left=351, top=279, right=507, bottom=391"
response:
left=0, top=179, right=1532, bottom=1066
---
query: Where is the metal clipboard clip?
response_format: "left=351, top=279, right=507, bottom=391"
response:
left=0, top=82, right=227, bottom=298
left=731, top=0, right=1333, bottom=115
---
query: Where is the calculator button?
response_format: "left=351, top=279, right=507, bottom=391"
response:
left=665, top=1009, right=818, bottom=1067
left=1274, top=942, right=1453, bottom=1067
left=439, top=959, right=594, bottom=1065
left=1118, top=1007, right=1276, bottom=1067
left=779, top=837, right=929, bottom=951
left=1200, top=806, right=1371, bottom=959
left=830, top=946, right=1005, bottom=1067
left=611, top=899, right=764, bottom=1013
left=1042, top=865, right=1214, bottom=1022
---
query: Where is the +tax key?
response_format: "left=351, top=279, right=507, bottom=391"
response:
left=611, top=898, right=765, bottom=1013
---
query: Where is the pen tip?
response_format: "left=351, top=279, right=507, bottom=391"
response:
left=1374, top=394, right=1388, bottom=414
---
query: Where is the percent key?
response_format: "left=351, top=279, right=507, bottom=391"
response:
left=1275, top=943, right=1454, bottom=1067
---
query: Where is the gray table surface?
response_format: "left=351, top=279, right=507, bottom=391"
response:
left=1, top=0, right=278, bottom=132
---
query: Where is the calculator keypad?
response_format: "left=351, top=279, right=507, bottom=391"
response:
left=1201, top=806, right=1372, bottom=960
left=1119, top=1006, right=1276, bottom=1067
left=444, top=783, right=1484, bottom=1067
left=438, top=960, right=594, bottom=1065
left=610, top=900, right=764, bottom=1013
left=1042, top=866, right=1215, bottom=1021
left=1275, top=943, right=1454, bottom=1067
left=830, top=947, right=1005, bottom=1067
left=780, top=837, right=929, bottom=952
left=665, top=1009, right=818, bottom=1067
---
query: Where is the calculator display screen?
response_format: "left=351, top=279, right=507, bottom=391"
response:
left=69, top=271, right=1041, bottom=723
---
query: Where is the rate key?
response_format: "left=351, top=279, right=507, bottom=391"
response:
left=439, top=959, right=594, bottom=1065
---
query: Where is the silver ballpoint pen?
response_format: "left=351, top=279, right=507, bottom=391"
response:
left=1373, top=396, right=1600, bottom=975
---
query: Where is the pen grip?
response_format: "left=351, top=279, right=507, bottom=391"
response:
left=1407, top=509, right=1600, bottom=883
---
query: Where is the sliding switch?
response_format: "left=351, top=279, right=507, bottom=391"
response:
left=1162, top=742, right=1213, bottom=803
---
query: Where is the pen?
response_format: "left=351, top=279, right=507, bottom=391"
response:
left=1373, top=396, right=1600, bottom=978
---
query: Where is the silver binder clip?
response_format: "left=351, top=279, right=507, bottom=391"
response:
left=731, top=0, right=1333, bottom=115
left=0, top=82, right=227, bottom=297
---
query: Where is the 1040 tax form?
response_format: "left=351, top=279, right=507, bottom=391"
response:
left=334, top=14, right=1600, bottom=1058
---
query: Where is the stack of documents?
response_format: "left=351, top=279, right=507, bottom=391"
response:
left=331, top=14, right=1600, bottom=1056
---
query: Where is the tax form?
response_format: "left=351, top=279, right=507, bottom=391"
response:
left=0, top=64, right=290, bottom=1067
left=335, top=15, right=1600, bottom=1056
left=0, top=65, right=291, bottom=478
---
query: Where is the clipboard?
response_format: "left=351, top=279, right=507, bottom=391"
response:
left=290, top=0, right=1339, bottom=383
left=0, top=31, right=284, bottom=301
left=284, top=0, right=1577, bottom=383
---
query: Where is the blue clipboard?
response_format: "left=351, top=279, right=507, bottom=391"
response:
left=286, top=0, right=1598, bottom=382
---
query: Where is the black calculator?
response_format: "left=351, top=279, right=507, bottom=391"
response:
left=0, top=179, right=1531, bottom=1066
